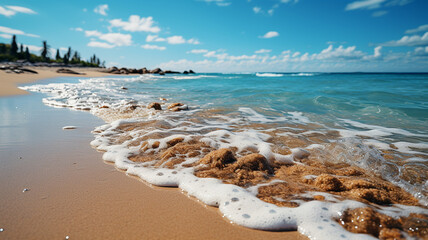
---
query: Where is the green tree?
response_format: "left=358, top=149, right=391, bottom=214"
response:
left=25, top=47, right=30, bottom=60
left=0, top=43, right=6, bottom=54
left=55, top=49, right=61, bottom=61
left=10, top=35, right=18, bottom=56
left=41, top=41, right=50, bottom=62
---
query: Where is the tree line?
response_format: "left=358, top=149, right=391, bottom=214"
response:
left=0, top=35, right=104, bottom=67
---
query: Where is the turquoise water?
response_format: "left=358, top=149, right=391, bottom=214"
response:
left=19, top=72, right=428, bottom=237
left=122, top=73, right=428, bottom=132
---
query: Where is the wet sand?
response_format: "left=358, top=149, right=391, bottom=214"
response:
left=0, top=80, right=307, bottom=239
left=0, top=67, right=109, bottom=97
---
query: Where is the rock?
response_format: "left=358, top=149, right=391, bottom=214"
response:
left=141, top=67, right=148, bottom=74
left=159, top=97, right=167, bottom=101
left=13, top=69, right=23, bottom=74
left=235, top=153, right=272, bottom=173
left=62, top=126, right=77, bottom=130
left=164, top=70, right=181, bottom=74
left=56, top=68, right=84, bottom=75
left=198, top=148, right=237, bottom=168
left=168, top=103, right=188, bottom=112
left=128, top=68, right=138, bottom=74
left=183, top=71, right=189, bottom=74
left=159, top=71, right=165, bottom=75
left=20, top=68, right=38, bottom=74
left=119, top=68, right=129, bottom=74
left=189, top=69, right=195, bottom=74
left=120, top=86, right=128, bottom=90
left=150, top=68, right=162, bottom=74
left=107, top=66, right=118, bottom=73
left=147, top=102, right=162, bottom=110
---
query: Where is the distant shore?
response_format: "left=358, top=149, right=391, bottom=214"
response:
left=0, top=66, right=108, bottom=96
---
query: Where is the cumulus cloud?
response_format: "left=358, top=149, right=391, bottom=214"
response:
left=260, top=31, right=279, bottom=39
left=94, top=4, right=108, bottom=16
left=0, top=5, right=36, bottom=17
left=381, top=32, right=428, bottom=47
left=84, top=30, right=132, bottom=48
left=110, top=15, right=160, bottom=33
left=313, top=45, right=365, bottom=60
left=405, top=24, right=428, bottom=34
left=88, top=41, right=115, bottom=48
left=253, top=7, right=261, bottom=13
left=413, top=46, right=428, bottom=56
left=141, top=44, right=166, bottom=50
left=255, top=49, right=271, bottom=54
left=0, top=26, right=39, bottom=38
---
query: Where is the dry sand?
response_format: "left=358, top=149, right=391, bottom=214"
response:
left=0, top=72, right=307, bottom=239
left=0, top=67, right=109, bottom=97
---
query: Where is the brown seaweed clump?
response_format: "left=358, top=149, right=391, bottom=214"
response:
left=195, top=149, right=273, bottom=187
left=337, top=207, right=428, bottom=239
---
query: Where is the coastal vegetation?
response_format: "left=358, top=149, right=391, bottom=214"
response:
left=0, top=35, right=104, bottom=67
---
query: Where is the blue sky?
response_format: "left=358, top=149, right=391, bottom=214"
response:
left=1, top=0, right=427, bottom=72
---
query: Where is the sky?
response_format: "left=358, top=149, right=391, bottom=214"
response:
left=0, top=0, right=427, bottom=72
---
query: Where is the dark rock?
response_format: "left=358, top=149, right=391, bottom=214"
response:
left=20, top=68, right=38, bottom=74
left=147, top=102, right=162, bottom=110
left=150, top=68, right=162, bottom=74
left=164, top=70, right=181, bottom=74
left=56, top=68, right=84, bottom=75
left=159, top=71, right=165, bottom=75
left=189, top=69, right=195, bottom=74
left=183, top=71, right=189, bottom=74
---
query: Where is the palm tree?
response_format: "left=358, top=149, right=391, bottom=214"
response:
left=55, top=49, right=61, bottom=61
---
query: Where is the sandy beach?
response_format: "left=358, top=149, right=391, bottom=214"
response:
left=0, top=67, right=109, bottom=97
left=0, top=71, right=307, bottom=239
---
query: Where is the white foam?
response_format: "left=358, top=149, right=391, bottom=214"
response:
left=255, top=73, right=284, bottom=77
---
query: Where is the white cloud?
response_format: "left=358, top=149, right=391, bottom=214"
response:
left=148, top=35, right=200, bottom=45
left=99, top=33, right=132, bottom=46
left=141, top=44, right=166, bottom=50
left=413, top=46, right=428, bottom=56
left=0, top=33, right=12, bottom=39
left=260, top=31, right=279, bottom=39
left=0, top=5, right=36, bottom=17
left=0, top=6, right=15, bottom=17
left=381, top=32, right=428, bottom=47
left=88, top=41, right=115, bottom=48
left=313, top=45, right=365, bottom=60
left=189, top=49, right=209, bottom=54
left=346, top=0, right=386, bottom=10
left=253, top=7, right=261, bottom=13
left=110, top=15, right=160, bottom=33
left=167, top=35, right=186, bottom=44
left=6, top=6, right=36, bottom=14
left=374, top=46, right=382, bottom=57
left=202, top=0, right=231, bottom=7
left=94, top=4, right=108, bottom=16
left=0, top=26, right=39, bottom=38
left=255, top=49, right=271, bottom=54
left=85, top=30, right=102, bottom=37
left=405, top=24, right=428, bottom=34
left=146, top=34, right=165, bottom=42
left=73, top=27, right=83, bottom=32
left=84, top=30, right=132, bottom=48
left=187, top=38, right=200, bottom=44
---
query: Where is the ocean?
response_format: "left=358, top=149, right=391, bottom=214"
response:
left=21, top=72, right=428, bottom=239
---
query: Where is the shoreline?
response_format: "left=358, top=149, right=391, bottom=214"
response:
left=0, top=76, right=308, bottom=239
left=0, top=67, right=110, bottom=97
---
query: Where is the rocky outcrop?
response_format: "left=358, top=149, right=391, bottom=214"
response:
left=104, top=66, right=195, bottom=75
left=0, top=65, right=38, bottom=74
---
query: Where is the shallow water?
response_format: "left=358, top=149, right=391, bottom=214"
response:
left=20, top=73, right=428, bottom=239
